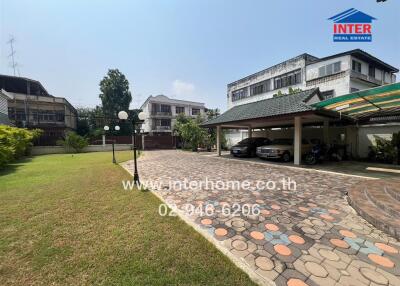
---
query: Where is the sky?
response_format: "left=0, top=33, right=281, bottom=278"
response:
left=0, top=0, right=399, bottom=111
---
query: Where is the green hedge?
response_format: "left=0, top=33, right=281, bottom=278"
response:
left=0, top=125, right=42, bottom=169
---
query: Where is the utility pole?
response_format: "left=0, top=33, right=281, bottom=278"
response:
left=7, top=36, right=18, bottom=76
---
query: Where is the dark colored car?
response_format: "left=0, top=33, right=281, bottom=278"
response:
left=230, top=137, right=270, bottom=157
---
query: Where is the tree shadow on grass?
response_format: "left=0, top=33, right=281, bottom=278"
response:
left=0, top=157, right=33, bottom=177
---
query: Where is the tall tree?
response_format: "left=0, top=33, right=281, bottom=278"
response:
left=99, top=69, right=132, bottom=120
left=206, top=108, right=220, bottom=119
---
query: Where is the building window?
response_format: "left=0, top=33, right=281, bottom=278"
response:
left=250, top=79, right=270, bottom=96
left=273, top=69, right=301, bottom=89
left=321, top=90, right=334, bottom=99
left=160, top=105, right=171, bottom=113
left=159, top=119, right=171, bottom=126
left=175, top=106, right=185, bottom=114
left=192, top=108, right=200, bottom=115
left=352, top=60, right=362, bottom=73
left=232, top=88, right=248, bottom=101
left=318, top=61, right=341, bottom=77
left=154, top=119, right=171, bottom=130
left=368, top=65, right=375, bottom=78
left=334, top=61, right=341, bottom=73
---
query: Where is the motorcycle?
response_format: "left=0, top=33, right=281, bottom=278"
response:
left=305, top=144, right=325, bottom=165
left=305, top=143, right=342, bottom=165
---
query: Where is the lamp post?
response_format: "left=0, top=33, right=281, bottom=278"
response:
left=118, top=110, right=146, bottom=185
left=104, top=125, right=120, bottom=164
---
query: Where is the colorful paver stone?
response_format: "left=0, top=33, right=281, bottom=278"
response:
left=250, top=231, right=264, bottom=240
left=215, top=228, right=228, bottom=236
left=274, top=244, right=292, bottom=256
left=123, top=151, right=400, bottom=286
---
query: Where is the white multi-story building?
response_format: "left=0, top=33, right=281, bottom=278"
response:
left=140, top=95, right=206, bottom=135
left=227, top=49, right=397, bottom=110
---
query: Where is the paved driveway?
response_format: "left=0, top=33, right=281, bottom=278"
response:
left=122, top=150, right=400, bottom=286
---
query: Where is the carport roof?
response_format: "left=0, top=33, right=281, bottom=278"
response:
left=201, top=88, right=321, bottom=127
left=313, top=82, right=400, bottom=119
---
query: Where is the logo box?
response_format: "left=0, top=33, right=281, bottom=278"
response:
left=329, top=8, right=376, bottom=42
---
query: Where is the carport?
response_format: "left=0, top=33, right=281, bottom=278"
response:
left=202, top=88, right=348, bottom=165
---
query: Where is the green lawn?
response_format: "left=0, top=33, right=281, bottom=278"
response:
left=0, top=151, right=255, bottom=286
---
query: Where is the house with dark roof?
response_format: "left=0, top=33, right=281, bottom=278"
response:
left=0, top=74, right=77, bottom=145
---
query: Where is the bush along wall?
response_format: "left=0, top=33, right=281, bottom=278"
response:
left=0, top=125, right=42, bottom=169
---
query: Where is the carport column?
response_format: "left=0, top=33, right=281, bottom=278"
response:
left=248, top=126, right=252, bottom=138
left=216, top=125, right=221, bottom=156
left=323, top=120, right=329, bottom=144
left=294, top=116, right=302, bottom=165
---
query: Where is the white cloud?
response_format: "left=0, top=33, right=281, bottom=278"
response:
left=171, top=79, right=195, bottom=99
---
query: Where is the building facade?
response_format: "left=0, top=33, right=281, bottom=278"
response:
left=227, top=49, right=397, bottom=109
left=140, top=95, right=205, bottom=135
left=0, top=74, right=77, bottom=144
left=0, top=89, right=12, bottom=125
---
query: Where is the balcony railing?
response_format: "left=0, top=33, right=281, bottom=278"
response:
left=152, top=125, right=171, bottom=131
left=151, top=111, right=172, bottom=116
left=350, top=70, right=382, bottom=85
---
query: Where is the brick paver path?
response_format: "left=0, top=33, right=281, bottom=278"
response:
left=122, top=150, right=400, bottom=286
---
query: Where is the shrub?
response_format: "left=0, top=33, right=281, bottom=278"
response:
left=57, top=131, right=88, bottom=153
left=0, top=125, right=42, bottom=169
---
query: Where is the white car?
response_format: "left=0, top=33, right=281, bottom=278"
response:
left=256, top=138, right=313, bottom=162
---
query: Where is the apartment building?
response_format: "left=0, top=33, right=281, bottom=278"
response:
left=140, top=95, right=205, bottom=135
left=0, top=74, right=77, bottom=144
left=227, top=49, right=397, bottom=109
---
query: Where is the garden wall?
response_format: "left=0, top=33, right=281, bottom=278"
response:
left=31, top=144, right=133, bottom=155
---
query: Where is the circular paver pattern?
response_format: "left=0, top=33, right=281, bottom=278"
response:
left=375, top=242, right=399, bottom=254
left=250, top=231, right=264, bottom=240
left=318, top=249, right=340, bottom=261
left=287, top=278, right=309, bottom=286
left=232, top=240, right=247, bottom=251
left=201, top=218, right=212, bottom=225
left=330, top=238, right=350, bottom=249
left=339, top=229, right=357, bottom=238
left=215, top=228, right=228, bottom=236
left=288, top=235, right=305, bottom=245
left=368, top=254, right=395, bottom=268
left=359, top=267, right=388, bottom=285
left=255, top=256, right=274, bottom=271
left=265, top=223, right=279, bottom=231
left=305, top=261, right=328, bottom=278
left=131, top=150, right=400, bottom=286
left=274, top=244, right=292, bottom=256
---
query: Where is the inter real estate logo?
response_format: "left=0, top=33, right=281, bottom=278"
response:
left=328, top=8, right=376, bottom=42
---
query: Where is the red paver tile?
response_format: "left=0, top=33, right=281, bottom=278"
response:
left=274, top=244, right=292, bottom=256
left=368, top=254, right=395, bottom=268
left=250, top=231, right=264, bottom=240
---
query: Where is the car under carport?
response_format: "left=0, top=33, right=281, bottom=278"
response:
left=202, top=83, right=400, bottom=165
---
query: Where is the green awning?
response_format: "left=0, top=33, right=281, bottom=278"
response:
left=313, top=82, right=400, bottom=119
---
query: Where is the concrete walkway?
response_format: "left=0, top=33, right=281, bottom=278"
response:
left=122, top=150, right=400, bottom=286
